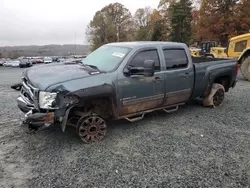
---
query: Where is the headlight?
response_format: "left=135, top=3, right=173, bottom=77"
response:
left=39, top=91, right=57, bottom=109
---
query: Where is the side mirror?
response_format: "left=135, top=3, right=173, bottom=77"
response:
left=124, top=60, right=155, bottom=77
left=143, top=60, right=155, bottom=77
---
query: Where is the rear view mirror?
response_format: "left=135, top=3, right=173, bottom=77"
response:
left=143, top=60, right=155, bottom=77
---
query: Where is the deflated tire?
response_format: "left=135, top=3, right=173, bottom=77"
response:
left=202, top=83, right=225, bottom=107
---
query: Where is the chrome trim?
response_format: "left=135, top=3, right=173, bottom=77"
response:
left=21, top=77, right=39, bottom=109
left=18, top=94, right=35, bottom=107
left=166, top=89, right=192, bottom=97
left=22, top=81, right=35, bottom=100
left=123, top=94, right=164, bottom=106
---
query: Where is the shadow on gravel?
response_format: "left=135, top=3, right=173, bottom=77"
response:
left=30, top=101, right=201, bottom=145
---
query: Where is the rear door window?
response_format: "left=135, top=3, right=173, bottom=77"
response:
left=163, top=49, right=188, bottom=69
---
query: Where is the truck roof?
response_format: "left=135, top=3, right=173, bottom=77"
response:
left=105, top=41, right=187, bottom=49
left=230, top=33, right=250, bottom=41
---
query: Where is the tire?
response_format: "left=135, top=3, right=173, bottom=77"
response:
left=240, top=57, right=250, bottom=81
left=76, top=114, right=107, bottom=144
left=202, top=83, right=225, bottom=107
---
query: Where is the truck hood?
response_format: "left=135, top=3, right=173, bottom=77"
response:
left=24, top=63, right=101, bottom=90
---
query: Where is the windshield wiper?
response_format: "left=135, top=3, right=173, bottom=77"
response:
left=82, top=64, right=100, bottom=72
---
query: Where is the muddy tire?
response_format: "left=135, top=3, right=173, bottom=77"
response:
left=76, top=114, right=107, bottom=144
left=202, top=83, right=225, bottom=107
left=240, top=57, right=250, bottom=81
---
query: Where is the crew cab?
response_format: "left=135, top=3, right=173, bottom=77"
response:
left=17, top=42, right=238, bottom=143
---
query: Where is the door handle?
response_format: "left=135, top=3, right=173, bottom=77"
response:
left=153, top=77, right=164, bottom=82
left=179, top=72, right=190, bottom=77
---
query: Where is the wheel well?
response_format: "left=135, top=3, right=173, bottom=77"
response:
left=205, top=54, right=214, bottom=58
left=239, top=50, right=250, bottom=64
left=214, top=76, right=230, bottom=92
left=72, top=97, right=116, bottom=119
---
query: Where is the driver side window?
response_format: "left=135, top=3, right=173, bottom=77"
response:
left=129, top=49, right=160, bottom=71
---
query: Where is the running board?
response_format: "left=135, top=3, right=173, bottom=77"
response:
left=163, top=106, right=179, bottom=113
left=125, top=114, right=145, bottom=122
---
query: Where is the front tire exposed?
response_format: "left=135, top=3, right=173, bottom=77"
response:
left=240, top=57, right=250, bottom=81
left=202, top=83, right=225, bottom=107
left=76, top=114, right=107, bottom=144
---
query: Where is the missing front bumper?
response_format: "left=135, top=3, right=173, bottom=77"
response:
left=17, top=94, right=74, bottom=132
left=23, top=109, right=55, bottom=128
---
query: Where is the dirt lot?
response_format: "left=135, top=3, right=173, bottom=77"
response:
left=0, top=66, right=250, bottom=188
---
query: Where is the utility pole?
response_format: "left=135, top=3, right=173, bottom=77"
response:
left=74, top=32, right=77, bottom=56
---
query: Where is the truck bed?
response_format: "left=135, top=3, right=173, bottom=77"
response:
left=191, top=58, right=237, bottom=99
left=192, top=57, right=228, bottom=64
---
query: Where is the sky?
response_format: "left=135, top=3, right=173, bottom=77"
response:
left=0, top=0, right=159, bottom=46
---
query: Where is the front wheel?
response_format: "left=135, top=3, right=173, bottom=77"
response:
left=76, top=114, right=107, bottom=144
left=202, top=83, right=225, bottom=107
left=240, top=57, right=250, bottom=81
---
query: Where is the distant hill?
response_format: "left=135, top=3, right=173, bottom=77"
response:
left=0, top=44, right=90, bottom=58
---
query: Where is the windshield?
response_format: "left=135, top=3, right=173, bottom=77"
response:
left=81, top=45, right=132, bottom=71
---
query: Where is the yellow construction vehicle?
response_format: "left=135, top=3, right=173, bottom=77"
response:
left=208, top=47, right=228, bottom=58
left=190, top=41, right=219, bottom=58
left=190, top=33, right=250, bottom=80
left=226, top=33, right=250, bottom=81
left=189, top=47, right=201, bottom=57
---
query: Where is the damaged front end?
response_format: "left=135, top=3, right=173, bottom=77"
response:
left=17, top=77, right=78, bottom=132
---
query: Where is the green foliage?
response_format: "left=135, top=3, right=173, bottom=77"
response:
left=134, top=7, right=152, bottom=41
left=135, top=27, right=150, bottom=41
left=86, top=3, right=134, bottom=51
left=151, top=20, right=164, bottom=41
left=169, top=0, right=193, bottom=43
left=197, top=0, right=249, bottom=45
left=86, top=0, right=250, bottom=49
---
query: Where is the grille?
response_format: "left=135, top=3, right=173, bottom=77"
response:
left=21, top=77, right=39, bottom=108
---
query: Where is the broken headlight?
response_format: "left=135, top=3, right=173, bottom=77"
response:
left=39, top=91, right=58, bottom=109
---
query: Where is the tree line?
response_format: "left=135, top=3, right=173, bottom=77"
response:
left=0, top=45, right=89, bottom=59
left=86, top=0, right=250, bottom=51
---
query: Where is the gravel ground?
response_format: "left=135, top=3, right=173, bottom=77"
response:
left=0, top=66, right=250, bottom=188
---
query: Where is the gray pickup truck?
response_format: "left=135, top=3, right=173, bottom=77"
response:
left=17, top=42, right=238, bottom=143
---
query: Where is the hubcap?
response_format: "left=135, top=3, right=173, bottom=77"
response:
left=213, top=89, right=224, bottom=106
left=78, top=116, right=107, bottom=143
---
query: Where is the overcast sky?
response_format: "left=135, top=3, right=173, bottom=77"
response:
left=0, top=0, right=159, bottom=46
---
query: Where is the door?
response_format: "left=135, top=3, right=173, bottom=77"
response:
left=117, top=48, right=165, bottom=116
left=163, top=48, right=194, bottom=106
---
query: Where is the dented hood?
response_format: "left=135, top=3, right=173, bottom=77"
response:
left=24, top=62, right=99, bottom=90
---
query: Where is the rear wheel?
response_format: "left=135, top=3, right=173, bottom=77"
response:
left=202, top=83, right=225, bottom=107
left=240, top=57, right=250, bottom=81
